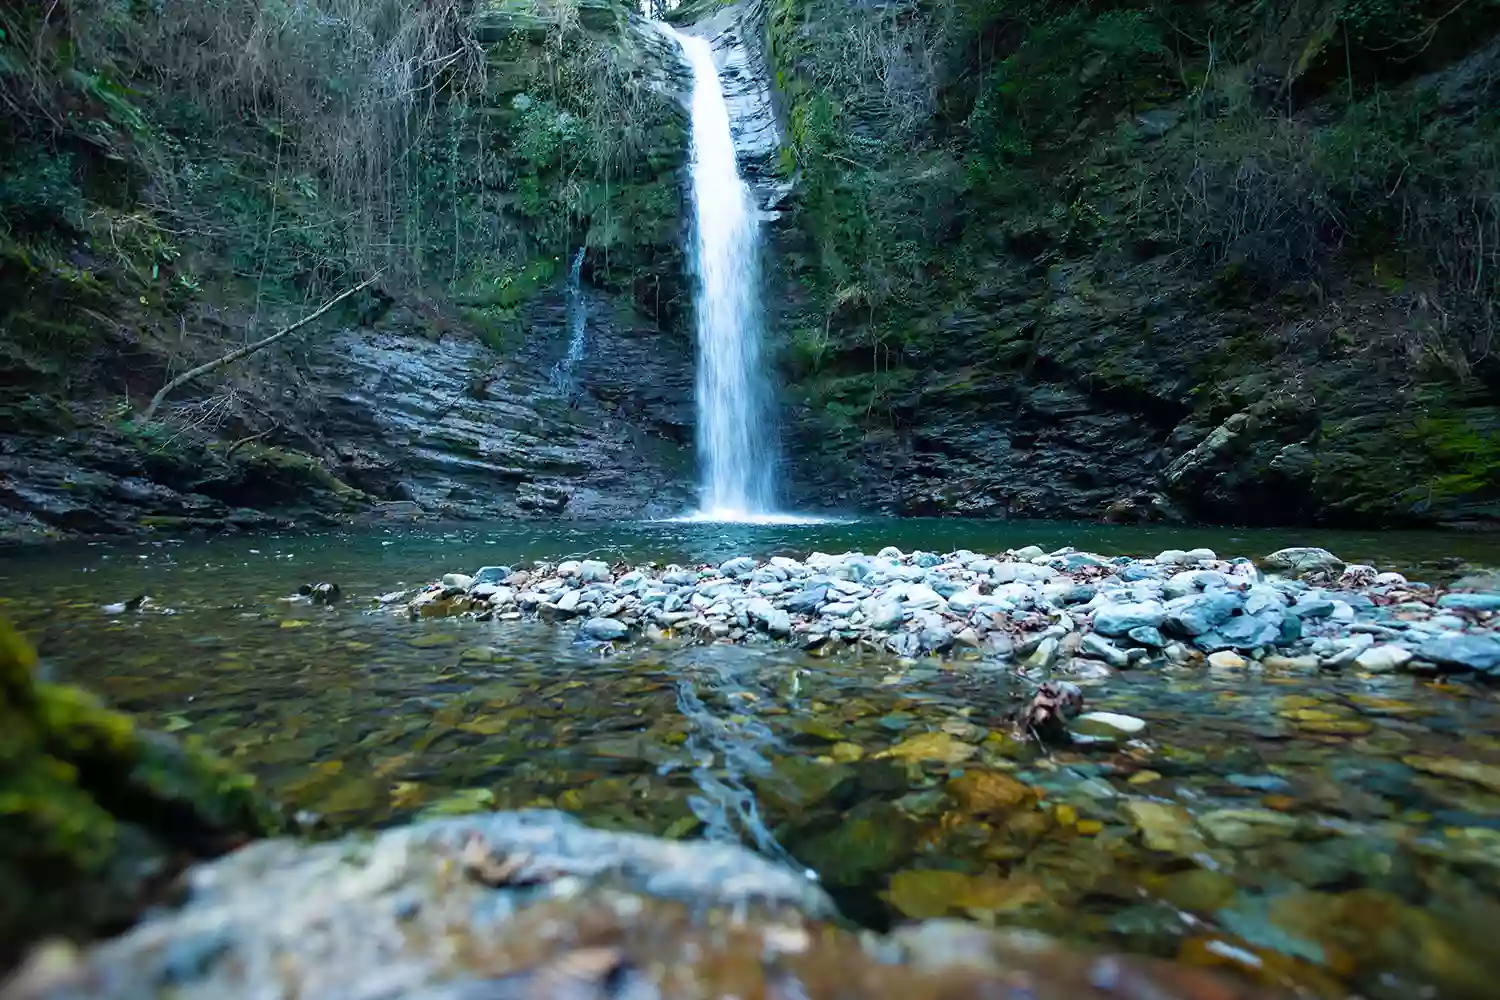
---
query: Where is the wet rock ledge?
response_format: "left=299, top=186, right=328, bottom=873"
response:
left=394, top=545, right=1500, bottom=681
left=5, top=810, right=1279, bottom=1000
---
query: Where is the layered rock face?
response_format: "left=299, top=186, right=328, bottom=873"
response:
left=309, top=291, right=694, bottom=522
left=3, top=811, right=1280, bottom=1000
left=0, top=284, right=696, bottom=542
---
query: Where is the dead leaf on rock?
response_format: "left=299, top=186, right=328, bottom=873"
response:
left=460, top=834, right=549, bottom=887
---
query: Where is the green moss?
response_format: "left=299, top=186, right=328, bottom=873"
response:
left=1, top=617, right=280, bottom=958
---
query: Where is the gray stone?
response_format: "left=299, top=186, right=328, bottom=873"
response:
left=470, top=566, right=512, bottom=586
left=946, top=589, right=983, bottom=614
left=1262, top=547, right=1344, bottom=577
left=719, top=556, right=757, bottom=578
left=577, top=559, right=612, bottom=583
left=1196, top=613, right=1282, bottom=652
left=1162, top=591, right=1242, bottom=636
left=1092, top=601, right=1167, bottom=637
left=1025, top=637, right=1059, bottom=669
left=1080, top=633, right=1130, bottom=668
left=746, top=597, right=775, bottom=623
left=580, top=617, right=629, bottom=641
left=918, top=627, right=955, bottom=655
left=1416, top=634, right=1500, bottom=674
left=1437, top=593, right=1500, bottom=613
left=1291, top=597, right=1336, bottom=619
left=1243, top=585, right=1288, bottom=616
left=1127, top=625, right=1167, bottom=648
left=7, top=811, right=838, bottom=1000
left=763, top=609, right=793, bottom=637
left=1354, top=644, right=1413, bottom=673
left=866, top=601, right=905, bottom=630
left=784, top=586, right=829, bottom=614
left=900, top=584, right=945, bottom=610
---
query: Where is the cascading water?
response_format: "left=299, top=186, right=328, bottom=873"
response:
left=548, top=246, right=588, bottom=397
left=665, top=27, right=780, bottom=521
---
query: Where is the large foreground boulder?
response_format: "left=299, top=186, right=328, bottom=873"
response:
left=4, top=810, right=1279, bottom=1000
left=0, top=620, right=279, bottom=968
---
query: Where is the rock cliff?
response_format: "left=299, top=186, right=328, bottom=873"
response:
left=0, top=0, right=698, bottom=543
left=741, top=0, right=1500, bottom=527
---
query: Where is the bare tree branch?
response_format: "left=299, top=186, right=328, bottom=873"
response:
left=141, top=273, right=381, bottom=423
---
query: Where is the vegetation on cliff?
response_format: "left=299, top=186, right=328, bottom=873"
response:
left=765, top=0, right=1500, bottom=525
left=0, top=0, right=689, bottom=539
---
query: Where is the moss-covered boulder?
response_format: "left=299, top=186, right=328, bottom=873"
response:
left=0, top=619, right=279, bottom=968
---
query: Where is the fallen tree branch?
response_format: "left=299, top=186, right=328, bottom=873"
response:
left=224, top=425, right=277, bottom=460
left=141, top=274, right=382, bottom=423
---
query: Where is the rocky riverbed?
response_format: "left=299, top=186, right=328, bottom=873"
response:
left=11, top=524, right=1500, bottom=1000
left=391, top=544, right=1500, bottom=701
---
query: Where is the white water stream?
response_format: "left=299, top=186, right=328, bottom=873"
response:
left=665, top=27, right=781, bottom=521
left=548, top=246, right=588, bottom=396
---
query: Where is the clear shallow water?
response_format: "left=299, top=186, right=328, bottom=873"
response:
left=6, top=519, right=1500, bottom=999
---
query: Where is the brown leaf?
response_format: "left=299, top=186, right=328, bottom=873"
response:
left=460, top=834, right=546, bottom=887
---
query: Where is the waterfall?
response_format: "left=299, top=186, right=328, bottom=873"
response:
left=665, top=27, right=780, bottom=521
left=548, top=246, right=588, bottom=398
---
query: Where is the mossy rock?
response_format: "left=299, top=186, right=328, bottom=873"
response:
left=0, top=619, right=279, bottom=966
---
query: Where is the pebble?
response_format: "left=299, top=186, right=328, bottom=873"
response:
left=383, top=549, right=1500, bottom=687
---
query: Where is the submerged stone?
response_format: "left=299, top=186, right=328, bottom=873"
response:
left=1197, top=809, right=1299, bottom=847
left=878, top=731, right=978, bottom=766
left=1128, top=625, right=1167, bottom=647
left=1126, top=800, right=1207, bottom=856
left=946, top=770, right=1035, bottom=814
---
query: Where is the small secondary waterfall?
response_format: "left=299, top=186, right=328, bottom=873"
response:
left=666, top=27, right=779, bottom=520
left=548, top=247, right=588, bottom=397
